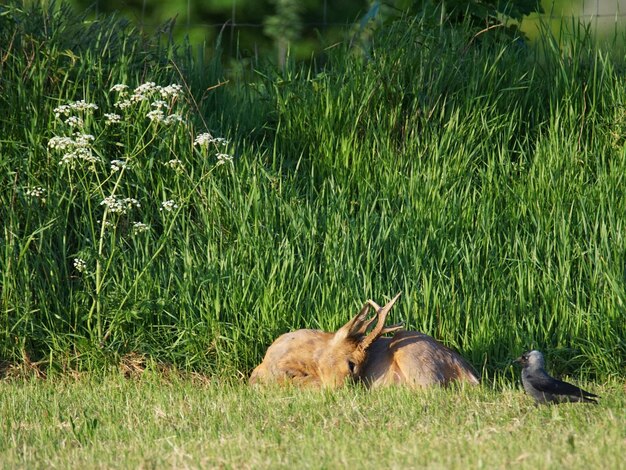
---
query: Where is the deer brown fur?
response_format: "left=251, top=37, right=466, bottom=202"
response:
left=357, top=298, right=479, bottom=387
left=250, top=293, right=479, bottom=388
left=249, top=293, right=403, bottom=388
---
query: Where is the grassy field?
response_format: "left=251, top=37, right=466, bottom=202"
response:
left=1, top=2, right=626, bottom=380
left=1, top=3, right=626, bottom=467
left=1, top=374, right=624, bottom=469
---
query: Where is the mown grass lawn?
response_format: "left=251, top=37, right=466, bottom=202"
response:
left=1, top=375, right=624, bottom=469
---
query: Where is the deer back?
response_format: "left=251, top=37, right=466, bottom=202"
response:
left=359, top=330, right=480, bottom=388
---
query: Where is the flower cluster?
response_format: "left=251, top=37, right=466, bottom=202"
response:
left=104, top=113, right=122, bottom=125
left=46, top=80, right=238, bottom=272
left=59, top=148, right=99, bottom=166
left=216, top=153, right=234, bottom=165
left=73, top=258, right=87, bottom=273
left=64, top=116, right=84, bottom=128
left=54, top=100, right=99, bottom=118
left=47, top=136, right=75, bottom=151
left=49, top=133, right=99, bottom=167
left=113, top=82, right=183, bottom=101
left=160, top=200, right=179, bottom=212
left=110, top=84, right=129, bottom=93
left=97, top=219, right=115, bottom=230
left=132, top=222, right=150, bottom=234
left=54, top=100, right=99, bottom=129
left=152, top=100, right=169, bottom=110
left=110, top=160, right=128, bottom=172
left=48, top=133, right=94, bottom=151
left=132, top=82, right=159, bottom=99
left=194, top=132, right=233, bottom=164
left=146, top=109, right=164, bottom=122
left=100, top=196, right=141, bottom=215
left=111, top=82, right=185, bottom=125
left=165, top=159, right=183, bottom=171
left=25, top=186, right=46, bottom=200
left=194, top=132, right=229, bottom=147
left=115, top=100, right=133, bottom=110
left=159, top=84, right=184, bottom=99
left=146, top=109, right=183, bottom=125
left=162, top=114, right=184, bottom=125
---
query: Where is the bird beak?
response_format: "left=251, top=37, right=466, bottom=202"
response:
left=513, top=356, right=522, bottom=364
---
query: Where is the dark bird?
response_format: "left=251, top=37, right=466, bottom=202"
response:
left=514, top=350, right=599, bottom=404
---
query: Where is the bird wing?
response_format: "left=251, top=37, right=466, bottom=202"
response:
left=529, top=373, right=598, bottom=398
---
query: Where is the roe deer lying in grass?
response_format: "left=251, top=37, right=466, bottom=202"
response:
left=249, top=293, right=404, bottom=387
left=249, top=293, right=479, bottom=388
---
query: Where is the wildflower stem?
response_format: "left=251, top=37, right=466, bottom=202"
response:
left=87, top=166, right=127, bottom=341
left=100, top=165, right=217, bottom=343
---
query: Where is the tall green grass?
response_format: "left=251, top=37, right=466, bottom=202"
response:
left=1, top=2, right=625, bottom=379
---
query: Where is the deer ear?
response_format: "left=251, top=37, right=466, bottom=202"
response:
left=335, top=302, right=372, bottom=341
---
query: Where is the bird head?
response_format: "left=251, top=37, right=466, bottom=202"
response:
left=514, top=350, right=545, bottom=369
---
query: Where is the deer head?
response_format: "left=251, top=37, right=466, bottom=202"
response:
left=316, top=292, right=403, bottom=387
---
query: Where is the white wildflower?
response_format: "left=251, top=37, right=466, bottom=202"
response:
left=123, top=198, right=141, bottom=208
left=53, top=104, right=72, bottom=118
left=115, top=99, right=133, bottom=110
left=74, top=133, right=95, bottom=147
left=64, top=116, right=84, bottom=128
left=49, top=134, right=93, bottom=155
left=97, top=219, right=115, bottom=230
left=104, top=113, right=122, bottom=125
left=58, top=147, right=100, bottom=166
left=25, top=187, right=46, bottom=199
left=54, top=100, right=98, bottom=119
left=194, top=133, right=213, bottom=146
left=159, top=84, right=183, bottom=99
left=110, top=160, right=128, bottom=172
left=194, top=132, right=229, bottom=147
left=131, top=82, right=157, bottom=102
left=132, top=222, right=150, bottom=234
left=100, top=196, right=140, bottom=214
left=163, top=114, right=183, bottom=125
left=73, top=147, right=97, bottom=163
left=165, top=159, right=183, bottom=170
left=146, top=109, right=165, bottom=122
left=216, top=153, right=234, bottom=165
left=59, top=153, right=76, bottom=167
left=151, top=100, right=169, bottom=109
left=134, top=82, right=157, bottom=95
left=59, top=154, right=76, bottom=166
left=110, top=84, right=129, bottom=93
left=48, top=136, right=75, bottom=150
left=114, top=82, right=183, bottom=109
left=73, top=258, right=87, bottom=273
left=160, top=200, right=179, bottom=212
left=213, top=137, right=230, bottom=145
left=70, top=100, right=98, bottom=112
